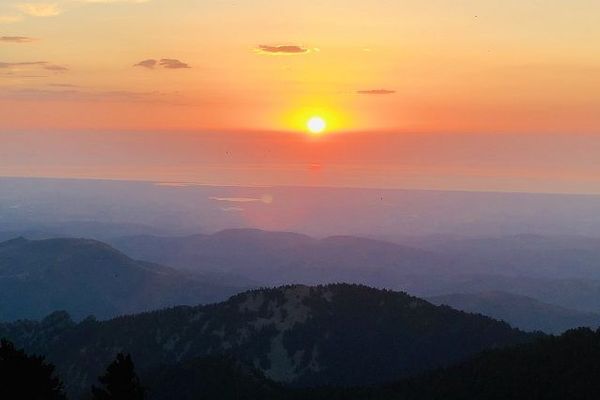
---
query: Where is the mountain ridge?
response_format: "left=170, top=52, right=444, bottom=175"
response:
left=428, top=291, right=600, bottom=334
left=0, top=237, right=246, bottom=321
left=0, top=283, right=532, bottom=397
left=110, top=229, right=449, bottom=288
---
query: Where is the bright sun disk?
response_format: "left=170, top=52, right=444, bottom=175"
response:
left=307, top=116, right=326, bottom=134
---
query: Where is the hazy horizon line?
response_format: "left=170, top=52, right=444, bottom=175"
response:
left=3, top=174, right=600, bottom=198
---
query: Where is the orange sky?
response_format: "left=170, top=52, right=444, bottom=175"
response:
left=2, top=0, right=600, bottom=191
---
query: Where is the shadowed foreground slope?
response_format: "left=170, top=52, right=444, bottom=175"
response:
left=146, top=327, right=600, bottom=400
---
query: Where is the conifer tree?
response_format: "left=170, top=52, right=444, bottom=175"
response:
left=91, top=353, right=145, bottom=400
left=0, top=338, right=67, bottom=400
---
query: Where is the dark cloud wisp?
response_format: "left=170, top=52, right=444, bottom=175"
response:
left=0, top=61, right=45, bottom=68
left=0, top=61, right=68, bottom=72
left=48, top=83, right=79, bottom=88
left=134, top=58, right=191, bottom=69
left=134, top=59, right=158, bottom=69
left=44, top=64, right=69, bottom=72
left=258, top=45, right=309, bottom=54
left=159, top=58, right=190, bottom=69
left=0, top=36, right=36, bottom=43
left=357, top=89, right=396, bottom=95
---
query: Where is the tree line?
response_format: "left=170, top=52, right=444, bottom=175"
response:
left=0, top=339, right=143, bottom=400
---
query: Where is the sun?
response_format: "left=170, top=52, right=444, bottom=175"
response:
left=307, top=116, right=326, bottom=134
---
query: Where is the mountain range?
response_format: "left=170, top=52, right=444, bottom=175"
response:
left=111, top=229, right=600, bottom=317
left=5, top=230, right=600, bottom=333
left=399, top=234, right=600, bottom=280
left=110, top=229, right=448, bottom=288
left=428, top=291, right=600, bottom=334
left=0, top=237, right=245, bottom=321
left=0, top=284, right=531, bottom=397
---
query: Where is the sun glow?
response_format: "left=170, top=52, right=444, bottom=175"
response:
left=281, top=105, right=349, bottom=133
left=307, top=116, right=326, bottom=134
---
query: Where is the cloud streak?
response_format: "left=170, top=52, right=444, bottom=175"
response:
left=48, top=83, right=79, bottom=87
left=257, top=44, right=309, bottom=54
left=159, top=58, right=190, bottom=69
left=0, top=61, right=46, bottom=68
left=134, top=59, right=157, bottom=69
left=12, top=0, right=149, bottom=22
left=44, top=64, right=68, bottom=72
left=0, top=88, right=170, bottom=103
left=17, top=3, right=62, bottom=17
left=134, top=58, right=191, bottom=69
left=357, top=89, right=396, bottom=95
left=0, top=61, right=68, bottom=72
left=0, top=36, right=36, bottom=43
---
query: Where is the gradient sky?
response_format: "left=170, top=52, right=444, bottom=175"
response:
left=2, top=0, right=600, bottom=192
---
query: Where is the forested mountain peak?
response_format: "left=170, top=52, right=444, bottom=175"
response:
left=0, top=284, right=531, bottom=396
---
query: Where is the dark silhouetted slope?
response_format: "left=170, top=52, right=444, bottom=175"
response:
left=147, top=356, right=285, bottom=400
left=0, top=284, right=531, bottom=396
left=376, top=328, right=600, bottom=400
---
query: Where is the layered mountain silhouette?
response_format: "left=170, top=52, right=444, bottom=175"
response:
left=111, top=229, right=449, bottom=288
left=6, top=230, right=600, bottom=328
left=428, top=291, right=600, bottom=334
left=0, top=237, right=245, bottom=321
left=403, top=234, right=600, bottom=281
left=111, top=229, right=600, bottom=315
left=0, top=284, right=531, bottom=397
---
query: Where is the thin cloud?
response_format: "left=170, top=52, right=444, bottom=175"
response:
left=134, top=58, right=191, bottom=69
left=0, top=88, right=169, bottom=103
left=357, top=89, right=396, bottom=95
left=44, top=64, right=68, bottom=72
left=257, top=45, right=309, bottom=54
left=1, top=36, right=36, bottom=43
left=0, top=61, right=46, bottom=68
left=134, top=59, right=157, bottom=69
left=159, top=58, right=190, bottom=69
left=0, top=72, right=47, bottom=78
left=17, top=3, right=62, bottom=17
left=48, top=83, right=79, bottom=87
left=0, top=61, right=68, bottom=72
left=13, top=0, right=147, bottom=22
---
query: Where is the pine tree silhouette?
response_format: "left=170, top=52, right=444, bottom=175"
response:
left=0, top=338, right=67, bottom=399
left=91, top=353, right=145, bottom=400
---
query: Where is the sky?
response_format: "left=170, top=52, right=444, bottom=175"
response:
left=2, top=0, right=600, bottom=193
